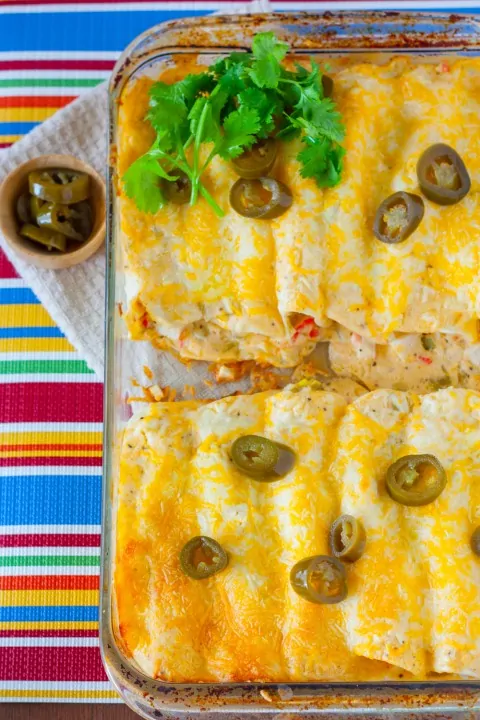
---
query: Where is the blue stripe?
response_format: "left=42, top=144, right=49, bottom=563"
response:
left=0, top=475, right=102, bottom=525
left=0, top=327, right=65, bottom=339
left=0, top=606, right=99, bottom=622
left=0, top=10, right=207, bottom=52
left=0, top=122, right=39, bottom=135
left=0, top=288, right=39, bottom=306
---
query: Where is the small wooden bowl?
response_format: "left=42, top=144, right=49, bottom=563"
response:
left=0, top=154, right=106, bottom=270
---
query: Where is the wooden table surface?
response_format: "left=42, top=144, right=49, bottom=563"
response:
left=2, top=705, right=138, bottom=719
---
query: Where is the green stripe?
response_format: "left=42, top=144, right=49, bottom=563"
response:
left=0, top=556, right=100, bottom=567
left=0, top=79, right=102, bottom=88
left=0, top=360, right=93, bottom=375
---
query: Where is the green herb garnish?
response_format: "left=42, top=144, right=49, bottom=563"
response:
left=123, top=32, right=346, bottom=216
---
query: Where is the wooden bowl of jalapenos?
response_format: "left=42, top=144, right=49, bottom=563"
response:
left=0, top=154, right=105, bottom=269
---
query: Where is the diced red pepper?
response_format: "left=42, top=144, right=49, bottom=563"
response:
left=292, top=316, right=316, bottom=342
left=418, top=355, right=433, bottom=365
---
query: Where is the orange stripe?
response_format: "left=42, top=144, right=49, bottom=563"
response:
left=0, top=576, right=99, bottom=591
left=0, top=96, right=75, bottom=109
left=0, top=444, right=102, bottom=451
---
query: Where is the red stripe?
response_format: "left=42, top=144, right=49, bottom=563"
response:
left=0, top=249, right=19, bottom=279
left=0, top=96, right=76, bottom=109
left=0, top=630, right=98, bottom=638
left=0, top=383, right=103, bottom=423
left=0, top=143, right=13, bottom=149
left=0, top=534, right=100, bottom=548
left=0, top=60, right=114, bottom=72
left=0, top=576, right=99, bottom=590
left=0, top=455, right=102, bottom=466
left=0, top=0, right=197, bottom=3
left=0, top=647, right=107, bottom=681
left=0, top=444, right=102, bottom=451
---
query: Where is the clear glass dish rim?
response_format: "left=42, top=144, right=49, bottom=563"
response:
left=101, top=10, right=480, bottom=717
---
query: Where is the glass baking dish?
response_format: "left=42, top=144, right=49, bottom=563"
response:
left=101, top=11, right=480, bottom=718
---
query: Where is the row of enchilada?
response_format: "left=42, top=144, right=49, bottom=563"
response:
left=115, top=386, right=480, bottom=682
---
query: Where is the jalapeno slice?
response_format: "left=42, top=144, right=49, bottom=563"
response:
left=471, top=527, right=480, bottom=556
left=386, top=454, right=446, bottom=506
left=16, top=193, right=32, bottom=224
left=230, top=177, right=293, bottom=219
left=28, top=169, right=90, bottom=204
left=232, top=138, right=277, bottom=179
left=329, top=515, right=366, bottom=562
left=230, top=435, right=295, bottom=481
left=179, top=536, right=228, bottom=579
left=322, top=74, right=334, bottom=98
left=19, top=224, right=67, bottom=252
left=417, top=144, right=471, bottom=205
left=290, top=555, right=347, bottom=604
left=36, top=203, right=85, bottom=242
left=73, top=201, right=94, bottom=239
left=162, top=171, right=191, bottom=205
left=373, top=191, right=425, bottom=244
left=30, top=196, right=46, bottom=221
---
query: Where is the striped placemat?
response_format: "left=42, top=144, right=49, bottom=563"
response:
left=1, top=0, right=479, bottom=703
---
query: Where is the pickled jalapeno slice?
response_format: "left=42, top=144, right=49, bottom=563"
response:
left=417, top=144, right=470, bottom=205
left=30, top=196, right=46, bottom=221
left=179, top=536, right=228, bottom=579
left=471, top=527, right=480, bottom=556
left=329, top=514, right=366, bottom=562
left=16, top=193, right=32, bottom=224
left=36, top=203, right=85, bottom=242
left=232, top=138, right=277, bottom=179
left=373, top=191, right=424, bottom=244
left=162, top=171, right=191, bottom=205
left=19, top=224, right=67, bottom=252
left=386, top=454, right=446, bottom=506
left=290, top=555, right=347, bottom=604
left=230, top=177, right=292, bottom=219
left=322, top=74, right=334, bottom=98
left=28, top=169, right=90, bottom=204
left=230, top=435, right=295, bottom=480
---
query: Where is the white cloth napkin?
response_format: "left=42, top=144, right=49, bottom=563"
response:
left=0, top=1, right=271, bottom=380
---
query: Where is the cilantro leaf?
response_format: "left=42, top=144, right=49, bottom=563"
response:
left=178, top=72, right=215, bottom=106
left=237, top=87, right=282, bottom=136
left=248, top=31, right=289, bottom=89
left=298, top=138, right=345, bottom=188
left=188, top=88, right=228, bottom=144
left=147, top=82, right=189, bottom=132
left=218, top=62, right=248, bottom=96
left=123, top=154, right=170, bottom=214
left=289, top=98, right=345, bottom=144
left=217, top=106, right=261, bottom=159
left=213, top=52, right=250, bottom=77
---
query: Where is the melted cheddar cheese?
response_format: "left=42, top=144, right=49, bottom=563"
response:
left=115, top=386, right=480, bottom=682
left=118, top=56, right=480, bottom=372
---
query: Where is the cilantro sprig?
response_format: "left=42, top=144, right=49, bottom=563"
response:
left=123, top=32, right=345, bottom=216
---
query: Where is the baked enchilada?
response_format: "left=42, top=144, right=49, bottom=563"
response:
left=118, top=43, right=480, bottom=390
left=115, top=385, right=480, bottom=682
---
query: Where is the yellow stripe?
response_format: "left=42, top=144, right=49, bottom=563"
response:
left=0, top=449, right=102, bottom=458
left=0, top=431, right=102, bottom=444
left=0, top=107, right=60, bottom=122
left=0, top=337, right=74, bottom=352
left=0, top=134, right=22, bottom=144
left=0, top=304, right=56, bottom=328
left=0, top=589, right=99, bottom=607
left=0, top=621, right=98, bottom=630
left=0, top=690, right=119, bottom=699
